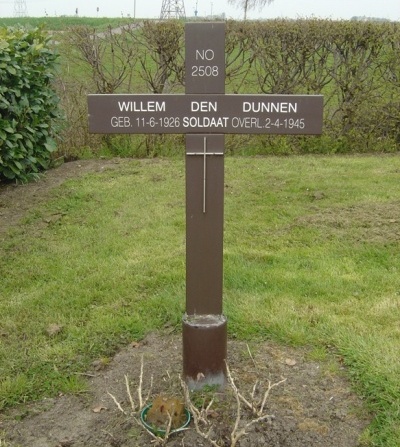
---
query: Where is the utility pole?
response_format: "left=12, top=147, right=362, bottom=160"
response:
left=14, top=0, right=28, bottom=17
left=160, top=0, right=186, bottom=19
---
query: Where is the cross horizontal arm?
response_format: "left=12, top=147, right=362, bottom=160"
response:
left=88, top=94, right=323, bottom=135
left=186, top=152, right=224, bottom=156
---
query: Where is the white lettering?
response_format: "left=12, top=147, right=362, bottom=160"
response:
left=111, top=116, right=131, bottom=127
left=243, top=102, right=251, bottom=113
left=231, top=116, right=263, bottom=128
left=191, top=101, right=218, bottom=112
left=118, top=101, right=166, bottom=112
left=195, top=49, right=215, bottom=61
left=242, top=101, right=298, bottom=114
left=183, top=116, right=228, bottom=128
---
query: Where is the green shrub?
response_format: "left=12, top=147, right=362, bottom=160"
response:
left=0, top=26, right=61, bottom=182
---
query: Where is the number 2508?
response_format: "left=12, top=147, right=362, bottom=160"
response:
left=191, top=65, right=219, bottom=77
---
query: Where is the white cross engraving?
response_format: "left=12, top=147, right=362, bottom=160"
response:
left=186, top=137, right=224, bottom=213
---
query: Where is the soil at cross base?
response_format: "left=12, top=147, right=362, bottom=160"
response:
left=0, top=160, right=371, bottom=446
left=1, top=332, right=369, bottom=447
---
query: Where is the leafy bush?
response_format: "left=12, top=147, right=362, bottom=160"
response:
left=0, top=26, right=61, bottom=182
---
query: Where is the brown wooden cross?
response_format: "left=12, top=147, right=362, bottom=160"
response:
left=88, top=22, right=323, bottom=390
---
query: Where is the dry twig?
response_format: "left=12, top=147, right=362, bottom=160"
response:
left=182, top=362, right=286, bottom=447
left=246, top=343, right=257, bottom=369
left=226, top=363, right=286, bottom=446
left=107, top=391, right=126, bottom=415
left=138, top=353, right=145, bottom=409
left=125, top=374, right=136, bottom=412
left=109, top=353, right=285, bottom=447
left=181, top=378, right=220, bottom=447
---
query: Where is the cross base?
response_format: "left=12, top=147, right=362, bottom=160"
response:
left=182, top=314, right=227, bottom=390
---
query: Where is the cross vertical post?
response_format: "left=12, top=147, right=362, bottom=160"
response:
left=183, top=22, right=227, bottom=389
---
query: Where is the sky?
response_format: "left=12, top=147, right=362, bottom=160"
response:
left=0, top=0, right=399, bottom=21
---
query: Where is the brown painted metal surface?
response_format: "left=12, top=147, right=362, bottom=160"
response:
left=185, top=22, right=225, bottom=94
left=182, top=315, right=227, bottom=390
left=183, top=22, right=227, bottom=389
left=185, top=134, right=224, bottom=315
left=87, top=93, right=324, bottom=135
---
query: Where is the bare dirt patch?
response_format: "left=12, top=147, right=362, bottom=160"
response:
left=1, top=333, right=369, bottom=447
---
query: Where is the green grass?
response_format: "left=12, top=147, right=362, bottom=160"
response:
left=0, top=17, right=136, bottom=31
left=1, top=155, right=400, bottom=445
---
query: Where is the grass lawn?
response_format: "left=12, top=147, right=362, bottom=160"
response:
left=1, top=155, right=400, bottom=446
left=0, top=17, right=135, bottom=31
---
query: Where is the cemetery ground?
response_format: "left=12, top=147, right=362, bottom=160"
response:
left=1, top=155, right=400, bottom=446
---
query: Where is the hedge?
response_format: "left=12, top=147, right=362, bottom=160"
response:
left=65, top=19, right=400, bottom=155
left=239, top=19, right=400, bottom=152
left=0, top=26, right=61, bottom=183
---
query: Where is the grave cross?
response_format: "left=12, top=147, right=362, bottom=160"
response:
left=88, top=22, right=323, bottom=389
